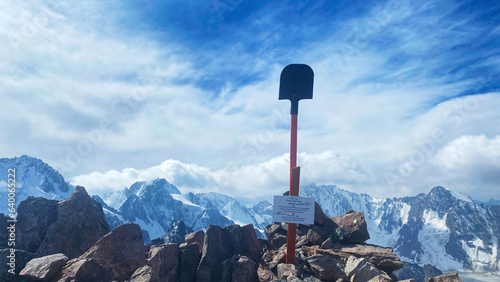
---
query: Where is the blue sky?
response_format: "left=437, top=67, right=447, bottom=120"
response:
left=1, top=0, right=500, bottom=204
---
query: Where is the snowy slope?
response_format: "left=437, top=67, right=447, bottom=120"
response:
left=0, top=155, right=74, bottom=215
left=299, top=183, right=500, bottom=272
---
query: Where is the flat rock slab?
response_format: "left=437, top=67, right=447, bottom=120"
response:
left=20, top=253, right=68, bottom=281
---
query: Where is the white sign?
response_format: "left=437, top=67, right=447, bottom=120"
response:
left=273, top=195, right=315, bottom=224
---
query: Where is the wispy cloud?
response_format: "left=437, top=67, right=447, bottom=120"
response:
left=2, top=0, right=500, bottom=202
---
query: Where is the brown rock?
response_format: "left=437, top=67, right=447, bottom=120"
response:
left=221, top=255, right=259, bottom=282
left=130, top=265, right=152, bottom=282
left=306, top=225, right=329, bottom=246
left=224, top=224, right=261, bottom=263
left=305, top=255, right=346, bottom=281
left=16, top=197, right=58, bottom=253
left=266, top=224, right=288, bottom=249
left=331, top=211, right=370, bottom=243
left=428, top=271, right=463, bottom=282
left=277, top=263, right=298, bottom=279
left=258, top=264, right=278, bottom=281
left=185, top=230, right=205, bottom=253
left=314, top=202, right=338, bottom=230
left=330, top=243, right=403, bottom=273
left=80, top=223, right=146, bottom=281
left=345, top=256, right=391, bottom=282
left=37, top=186, right=111, bottom=258
left=57, top=258, right=113, bottom=282
left=179, top=243, right=202, bottom=282
left=19, top=253, right=68, bottom=281
left=196, top=225, right=233, bottom=281
left=148, top=244, right=179, bottom=281
left=262, top=249, right=286, bottom=272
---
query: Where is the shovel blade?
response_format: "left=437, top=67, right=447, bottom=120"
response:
left=279, top=64, right=314, bottom=102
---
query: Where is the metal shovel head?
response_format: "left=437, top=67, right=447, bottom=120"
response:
left=279, top=64, right=314, bottom=101
left=279, top=64, right=314, bottom=114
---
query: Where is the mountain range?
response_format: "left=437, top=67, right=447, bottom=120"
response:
left=1, top=155, right=499, bottom=273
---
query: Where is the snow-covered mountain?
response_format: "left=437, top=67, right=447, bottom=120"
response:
left=100, top=178, right=272, bottom=240
left=0, top=155, right=74, bottom=215
left=299, top=183, right=500, bottom=273
left=2, top=155, right=499, bottom=273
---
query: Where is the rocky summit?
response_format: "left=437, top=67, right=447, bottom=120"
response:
left=3, top=188, right=465, bottom=282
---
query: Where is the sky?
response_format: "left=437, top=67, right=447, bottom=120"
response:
left=1, top=0, right=500, bottom=204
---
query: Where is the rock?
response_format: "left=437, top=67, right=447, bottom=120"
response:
left=224, top=224, right=261, bottom=263
left=304, top=255, right=346, bottom=281
left=185, top=230, right=205, bottom=253
left=196, top=225, right=233, bottom=281
left=0, top=248, right=38, bottom=282
left=36, top=186, right=111, bottom=258
left=19, top=253, right=68, bottom=281
left=179, top=243, right=202, bottom=282
left=152, top=220, right=194, bottom=245
left=330, top=243, right=403, bottom=273
left=148, top=244, right=179, bottom=281
left=258, top=264, right=278, bottom=281
left=262, top=249, right=286, bottom=272
left=287, top=276, right=303, bottom=282
left=393, top=261, right=443, bottom=282
left=221, top=255, right=259, bottom=282
left=277, top=263, right=298, bottom=280
left=80, top=223, right=146, bottom=281
left=130, top=266, right=152, bottom=282
left=428, top=271, right=463, bottom=282
left=400, top=279, right=417, bottom=282
left=57, top=258, right=113, bottom=281
left=302, top=276, right=322, bottom=282
left=331, top=211, right=370, bottom=243
left=313, top=202, right=338, bottom=230
left=345, top=256, right=391, bottom=282
left=423, top=264, right=443, bottom=281
left=0, top=213, right=11, bottom=249
left=320, top=237, right=332, bottom=249
left=16, top=197, right=58, bottom=253
left=266, top=224, right=288, bottom=249
left=306, top=225, right=329, bottom=246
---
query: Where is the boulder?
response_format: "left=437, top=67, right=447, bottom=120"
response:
left=185, top=230, right=205, bottom=253
left=224, top=224, right=261, bottom=263
left=130, top=265, right=152, bottom=282
left=16, top=197, right=58, bottom=253
left=313, top=202, right=338, bottom=230
left=304, top=254, right=346, bottom=281
left=179, top=243, right=202, bottom=282
left=345, top=256, right=391, bottom=282
left=257, top=264, right=278, bottom=281
left=277, top=263, right=298, bottom=280
left=57, top=258, right=113, bottom=282
left=262, top=249, right=286, bottom=272
left=428, top=271, right=463, bottom=282
left=19, top=253, right=68, bottom=281
left=196, top=225, right=233, bottom=281
left=266, top=224, right=288, bottom=249
left=330, top=243, right=403, bottom=273
left=148, top=244, right=179, bottom=281
left=36, top=186, right=111, bottom=258
left=221, top=255, right=259, bottom=282
left=0, top=248, right=38, bottom=282
left=0, top=213, right=11, bottom=249
left=79, top=223, right=146, bottom=281
left=331, top=211, right=370, bottom=243
left=423, top=264, right=443, bottom=281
